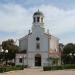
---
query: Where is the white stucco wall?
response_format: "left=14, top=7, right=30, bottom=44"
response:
left=27, top=25, right=49, bottom=67
left=27, top=52, right=48, bottom=67
left=15, top=54, right=27, bottom=65
left=19, top=35, right=28, bottom=51
left=50, top=35, right=59, bottom=51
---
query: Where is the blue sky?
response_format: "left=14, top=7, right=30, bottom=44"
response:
left=0, top=0, right=75, bottom=9
left=0, top=0, right=75, bottom=44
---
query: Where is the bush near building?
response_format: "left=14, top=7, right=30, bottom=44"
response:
left=0, top=65, right=24, bottom=73
left=43, top=64, right=75, bottom=71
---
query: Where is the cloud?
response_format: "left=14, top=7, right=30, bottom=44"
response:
left=0, top=4, right=32, bottom=44
left=0, top=4, right=32, bottom=31
left=0, top=4, right=75, bottom=44
left=1, top=0, right=75, bottom=10
left=39, top=5, right=75, bottom=43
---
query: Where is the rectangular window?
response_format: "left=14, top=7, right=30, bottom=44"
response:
left=37, top=17, right=40, bottom=22
left=19, top=58, right=23, bottom=63
left=36, top=43, right=40, bottom=49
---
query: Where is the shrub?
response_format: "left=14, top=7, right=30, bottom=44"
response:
left=52, top=65, right=63, bottom=70
left=43, top=66, right=51, bottom=71
left=0, top=65, right=24, bottom=73
left=8, top=62, right=15, bottom=66
left=63, top=64, right=75, bottom=69
left=43, top=64, right=75, bottom=71
left=43, top=65, right=63, bottom=71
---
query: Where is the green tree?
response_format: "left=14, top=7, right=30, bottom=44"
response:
left=62, top=43, right=75, bottom=64
left=2, top=39, right=19, bottom=60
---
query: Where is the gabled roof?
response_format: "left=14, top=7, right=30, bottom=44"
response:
left=17, top=50, right=27, bottom=54
left=19, top=33, right=32, bottom=41
left=44, top=33, right=59, bottom=40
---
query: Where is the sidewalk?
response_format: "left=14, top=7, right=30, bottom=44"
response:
left=1, top=68, right=75, bottom=75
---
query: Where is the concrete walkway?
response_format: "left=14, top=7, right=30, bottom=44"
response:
left=1, top=68, right=75, bottom=75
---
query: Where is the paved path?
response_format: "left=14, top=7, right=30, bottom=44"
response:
left=0, top=68, right=75, bottom=75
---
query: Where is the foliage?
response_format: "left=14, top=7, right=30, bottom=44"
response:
left=43, top=64, right=75, bottom=71
left=1, top=39, right=19, bottom=60
left=0, top=65, right=24, bottom=73
left=63, top=43, right=74, bottom=54
left=62, top=43, right=75, bottom=64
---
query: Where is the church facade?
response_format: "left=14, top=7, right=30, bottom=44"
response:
left=15, top=10, right=61, bottom=67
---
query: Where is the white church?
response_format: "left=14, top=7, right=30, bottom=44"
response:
left=15, top=10, right=61, bottom=67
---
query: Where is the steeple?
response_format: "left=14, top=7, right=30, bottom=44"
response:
left=33, top=10, right=44, bottom=28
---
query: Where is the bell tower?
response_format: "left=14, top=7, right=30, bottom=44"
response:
left=33, top=10, right=44, bottom=28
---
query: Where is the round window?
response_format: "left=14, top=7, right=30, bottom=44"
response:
left=36, top=37, right=40, bottom=41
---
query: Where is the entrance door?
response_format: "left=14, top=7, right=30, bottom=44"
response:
left=35, top=54, right=41, bottom=66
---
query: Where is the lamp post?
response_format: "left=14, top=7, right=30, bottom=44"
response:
left=0, top=49, right=4, bottom=63
left=73, top=53, right=75, bottom=64
left=1, top=49, right=4, bottom=53
left=69, top=53, right=72, bottom=64
left=69, top=53, right=75, bottom=64
left=5, top=49, right=8, bottom=65
left=0, top=49, right=8, bottom=65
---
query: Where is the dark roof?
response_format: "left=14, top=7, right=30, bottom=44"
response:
left=33, top=10, right=44, bottom=16
left=17, top=50, right=27, bottom=54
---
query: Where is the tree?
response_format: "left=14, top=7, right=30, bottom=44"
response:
left=2, top=39, right=19, bottom=60
left=62, top=43, right=75, bottom=64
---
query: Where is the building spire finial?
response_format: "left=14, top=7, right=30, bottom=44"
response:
left=38, top=9, right=39, bottom=12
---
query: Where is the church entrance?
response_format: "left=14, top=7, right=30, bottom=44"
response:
left=35, top=54, right=41, bottom=66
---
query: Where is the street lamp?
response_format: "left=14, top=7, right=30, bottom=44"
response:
left=5, top=49, right=8, bottom=65
left=0, top=49, right=8, bottom=65
left=1, top=49, right=4, bottom=52
left=5, top=50, right=8, bottom=53
left=0, top=49, right=4, bottom=62
left=69, top=53, right=75, bottom=64
left=69, top=53, right=72, bottom=56
left=74, top=53, right=75, bottom=56
left=69, top=53, right=72, bottom=64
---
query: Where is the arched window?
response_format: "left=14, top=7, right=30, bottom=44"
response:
left=35, top=54, right=41, bottom=66
left=37, top=17, right=40, bottom=22
left=36, top=43, right=40, bottom=49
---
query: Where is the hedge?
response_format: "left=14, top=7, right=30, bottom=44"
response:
left=0, top=65, right=24, bottom=73
left=43, top=64, right=75, bottom=71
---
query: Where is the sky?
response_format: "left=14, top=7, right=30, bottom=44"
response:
left=0, top=0, right=75, bottom=45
